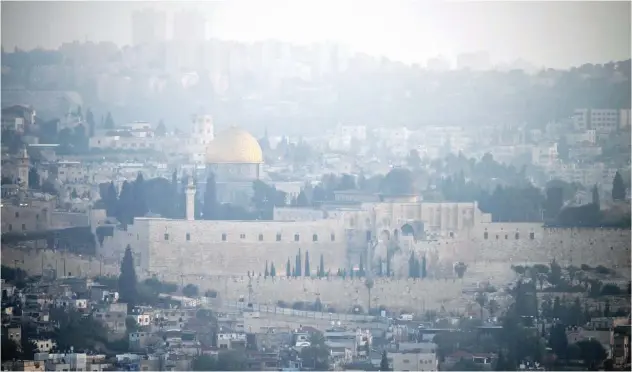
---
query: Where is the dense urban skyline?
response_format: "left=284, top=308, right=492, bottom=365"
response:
left=2, top=1, right=630, bottom=68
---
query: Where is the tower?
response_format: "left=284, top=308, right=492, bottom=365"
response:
left=17, top=145, right=29, bottom=189
left=185, top=176, right=196, bottom=221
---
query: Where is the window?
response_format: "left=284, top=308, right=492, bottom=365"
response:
left=186, top=233, right=190, bottom=241
left=403, top=359, right=410, bottom=363
left=15, top=212, right=19, bottom=218
left=222, top=233, right=227, bottom=241
left=22, top=224, right=26, bottom=231
left=449, top=232, right=454, bottom=238
left=164, top=234, right=169, bottom=241
left=366, top=230, right=372, bottom=241
left=294, top=234, right=300, bottom=242
left=483, top=232, right=488, bottom=239
left=240, top=233, right=246, bottom=239
left=35, top=214, right=39, bottom=220
left=276, top=233, right=282, bottom=241
left=495, top=235, right=499, bottom=240
left=505, top=234, right=508, bottom=240
left=259, top=234, right=264, bottom=241
left=331, top=233, right=335, bottom=241
left=312, top=234, right=318, bottom=242
left=515, top=233, right=519, bottom=240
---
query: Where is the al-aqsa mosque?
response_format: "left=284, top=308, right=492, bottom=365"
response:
left=204, top=126, right=264, bottom=205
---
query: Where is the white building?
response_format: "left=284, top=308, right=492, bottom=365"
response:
left=189, top=114, right=215, bottom=164
left=573, top=108, right=630, bottom=133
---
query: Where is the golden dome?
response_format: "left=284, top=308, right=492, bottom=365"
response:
left=206, top=127, right=264, bottom=164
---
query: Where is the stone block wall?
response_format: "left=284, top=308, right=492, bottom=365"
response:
left=135, top=218, right=349, bottom=276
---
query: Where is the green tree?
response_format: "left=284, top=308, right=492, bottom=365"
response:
left=264, top=261, right=269, bottom=278
left=296, top=249, right=302, bottom=277
left=104, top=111, right=115, bottom=129
left=475, top=292, right=488, bottom=320
left=86, top=108, right=95, bottom=137
left=576, top=339, right=607, bottom=369
left=612, top=171, right=626, bottom=201
left=270, top=262, right=276, bottom=277
left=296, top=190, right=309, bottom=206
left=300, top=333, right=330, bottom=370
left=1, top=336, right=20, bottom=361
left=182, top=284, right=198, bottom=297
left=548, top=259, right=562, bottom=286
left=380, top=350, right=390, bottom=371
left=118, top=245, right=138, bottom=310
left=304, top=250, right=310, bottom=277
left=286, top=258, right=291, bottom=277
left=454, top=262, right=467, bottom=279
left=133, top=172, right=148, bottom=218
left=319, top=254, right=325, bottom=277
left=155, top=119, right=167, bottom=137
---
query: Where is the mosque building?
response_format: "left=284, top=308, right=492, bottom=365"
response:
left=204, top=127, right=264, bottom=206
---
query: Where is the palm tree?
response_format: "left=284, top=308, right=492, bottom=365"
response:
left=365, top=278, right=374, bottom=313
left=475, top=292, right=488, bottom=320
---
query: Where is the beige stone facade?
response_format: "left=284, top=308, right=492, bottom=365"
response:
left=125, top=218, right=350, bottom=277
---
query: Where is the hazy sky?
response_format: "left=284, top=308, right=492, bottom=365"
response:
left=2, top=1, right=630, bottom=68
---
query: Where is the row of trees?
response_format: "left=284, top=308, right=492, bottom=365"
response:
left=283, top=250, right=327, bottom=278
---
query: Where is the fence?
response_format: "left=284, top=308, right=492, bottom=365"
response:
left=206, top=298, right=377, bottom=322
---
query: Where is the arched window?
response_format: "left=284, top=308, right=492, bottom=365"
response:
left=312, top=234, right=318, bottom=242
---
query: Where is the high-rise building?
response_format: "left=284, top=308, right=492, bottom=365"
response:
left=131, top=9, right=167, bottom=46
left=173, top=10, right=206, bottom=43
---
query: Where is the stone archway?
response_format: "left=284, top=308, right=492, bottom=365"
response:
left=401, top=223, right=415, bottom=237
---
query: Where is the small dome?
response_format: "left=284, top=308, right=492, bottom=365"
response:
left=206, top=127, right=263, bottom=164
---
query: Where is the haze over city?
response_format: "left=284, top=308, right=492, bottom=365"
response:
left=2, top=0, right=631, bottom=68
left=1, top=1, right=631, bottom=371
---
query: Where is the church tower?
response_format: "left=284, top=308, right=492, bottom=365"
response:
left=17, top=145, right=29, bottom=189
left=185, top=176, right=196, bottom=221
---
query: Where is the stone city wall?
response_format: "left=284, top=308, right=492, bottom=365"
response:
left=136, top=218, right=350, bottom=276
left=163, top=274, right=469, bottom=313
left=414, top=227, right=631, bottom=269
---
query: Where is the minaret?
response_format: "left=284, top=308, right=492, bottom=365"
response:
left=17, top=145, right=29, bottom=189
left=185, top=176, right=196, bottom=221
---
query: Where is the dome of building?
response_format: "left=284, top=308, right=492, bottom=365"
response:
left=205, top=127, right=264, bottom=164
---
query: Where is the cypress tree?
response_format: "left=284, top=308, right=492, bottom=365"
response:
left=612, top=171, right=626, bottom=201
left=380, top=350, right=390, bottom=371
left=133, top=172, right=148, bottom=218
left=319, top=254, right=325, bottom=278
left=264, top=261, right=269, bottom=278
left=286, top=259, right=291, bottom=277
left=118, top=245, right=137, bottom=311
left=117, top=181, right=134, bottom=225
left=296, top=249, right=302, bottom=277
left=304, top=250, right=310, bottom=277
left=408, top=252, right=416, bottom=278
left=270, top=262, right=276, bottom=277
